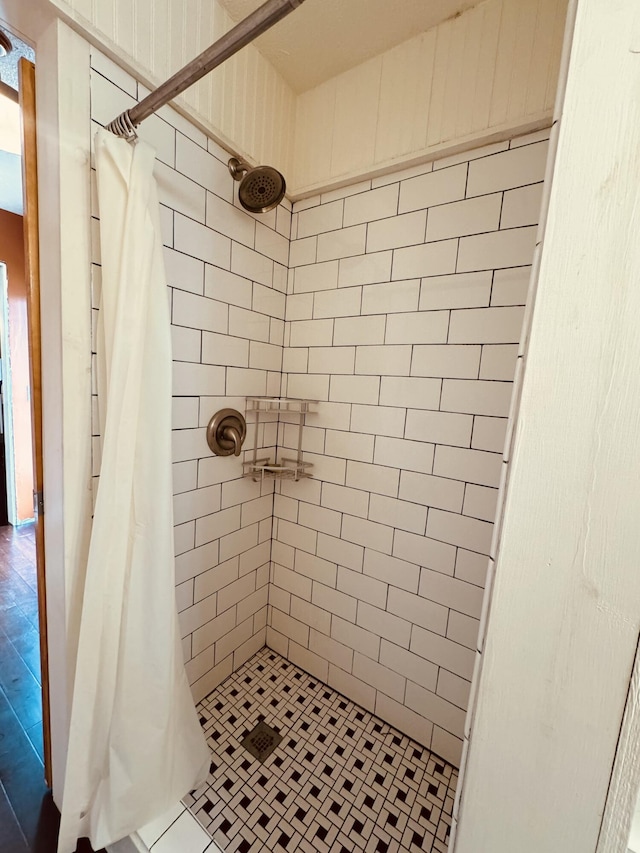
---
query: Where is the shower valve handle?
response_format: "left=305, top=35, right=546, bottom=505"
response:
left=206, top=409, right=247, bottom=458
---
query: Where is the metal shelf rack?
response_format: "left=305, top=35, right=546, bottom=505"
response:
left=243, top=396, right=316, bottom=482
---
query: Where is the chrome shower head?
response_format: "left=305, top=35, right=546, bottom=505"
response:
left=228, top=157, right=286, bottom=214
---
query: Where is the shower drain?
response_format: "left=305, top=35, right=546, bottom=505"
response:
left=240, top=721, right=282, bottom=763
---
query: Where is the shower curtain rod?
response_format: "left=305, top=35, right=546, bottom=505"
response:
left=107, top=0, right=306, bottom=139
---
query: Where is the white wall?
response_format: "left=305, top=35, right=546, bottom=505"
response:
left=267, top=130, right=548, bottom=767
left=452, top=0, right=640, bottom=849
left=89, top=50, right=291, bottom=704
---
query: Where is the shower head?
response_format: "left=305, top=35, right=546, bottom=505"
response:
left=228, top=157, right=286, bottom=214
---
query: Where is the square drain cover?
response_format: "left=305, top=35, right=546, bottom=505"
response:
left=240, top=721, right=282, bottom=763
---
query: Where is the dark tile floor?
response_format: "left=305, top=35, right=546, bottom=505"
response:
left=0, top=523, right=102, bottom=853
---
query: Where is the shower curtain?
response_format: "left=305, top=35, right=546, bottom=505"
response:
left=57, top=130, right=210, bottom=853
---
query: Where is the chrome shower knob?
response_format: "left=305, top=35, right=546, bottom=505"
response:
left=206, top=409, right=247, bottom=457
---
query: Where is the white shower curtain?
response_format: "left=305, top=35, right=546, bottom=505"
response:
left=57, top=130, right=210, bottom=853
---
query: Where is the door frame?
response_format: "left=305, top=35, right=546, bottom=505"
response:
left=0, top=262, right=18, bottom=526
left=19, top=57, right=52, bottom=787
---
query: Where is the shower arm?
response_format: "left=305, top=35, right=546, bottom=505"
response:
left=107, top=0, right=306, bottom=139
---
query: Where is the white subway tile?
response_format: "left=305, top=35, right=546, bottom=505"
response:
left=172, top=290, right=228, bottom=334
left=286, top=292, right=314, bottom=321
left=176, top=134, right=232, bottom=201
left=173, top=460, right=197, bottom=495
left=313, top=288, right=362, bottom=319
left=501, top=183, right=544, bottom=229
left=175, top=539, right=219, bottom=586
left=367, top=211, right=427, bottom=252
left=357, top=602, right=411, bottom=649
left=440, top=379, right=513, bottom=417
left=271, top=608, right=310, bottom=647
left=338, top=251, right=393, bottom=288
left=290, top=596, right=331, bottom=635
left=491, top=266, right=531, bottom=306
left=466, top=142, right=548, bottom=197
left=288, top=642, right=329, bottom=682
left=410, top=625, right=475, bottom=680
left=436, top=669, right=471, bottom=711
left=321, top=179, right=371, bottom=204
left=249, top=341, right=282, bottom=372
left=449, top=306, right=525, bottom=344
left=355, top=345, right=412, bottom=376
left=374, top=694, right=433, bottom=750
left=343, top=184, right=399, bottom=226
left=433, top=140, right=509, bottom=170
left=329, top=375, right=380, bottom=405
left=433, top=445, right=502, bottom=488
left=385, top=310, right=449, bottom=344
left=312, top=401, right=352, bottom=431
left=226, top=367, right=267, bottom=396
left=361, top=280, right=420, bottom=317
left=295, top=551, right=337, bottom=587
left=219, top=523, right=259, bottom=563
left=328, top=665, right=376, bottom=713
left=372, top=160, right=433, bottom=187
left=312, top=582, right=357, bottom=621
left=286, top=373, right=330, bottom=401
left=172, top=327, right=201, bottom=363
left=353, top=653, right=405, bottom=702
left=301, top=451, right=345, bottom=484
left=457, top=227, right=537, bottom=273
left=217, top=573, right=256, bottom=614
left=273, top=564, right=312, bottom=601
left=392, top=531, right=456, bottom=576
left=277, top=518, right=317, bottom=554
left=369, top=493, right=427, bottom=535
left=253, top=283, right=286, bottom=319
left=462, top=483, right=498, bottom=523
left=363, top=549, right=420, bottom=594
left=173, top=485, right=221, bottom=526
left=331, top=616, right=380, bottom=660
left=231, top=242, right=273, bottom=287
left=379, top=640, right=438, bottom=692
left=155, top=161, right=206, bottom=223
left=289, top=236, right=317, bottom=268
left=174, top=215, right=230, bottom=269
left=255, top=221, right=289, bottom=265
left=297, top=200, right=344, bottom=238
left=420, top=271, right=492, bottom=311
left=471, top=416, right=508, bottom=453
left=204, top=266, right=252, bottom=309
left=164, top=248, right=205, bottom=295
left=317, top=224, right=367, bottom=261
left=352, top=405, right=405, bottom=439
left=455, top=548, right=489, bottom=588
left=399, top=164, right=467, bottom=214
left=239, top=541, right=271, bottom=575
left=172, top=427, right=208, bottom=464
left=447, top=610, right=480, bottom=651
left=334, top=315, right=386, bottom=346
left=426, top=508, right=493, bottom=556
left=298, top=501, right=342, bottom=537
left=419, top=567, right=484, bottom=620
left=325, top=429, right=375, bottom=462
left=405, top=409, right=472, bottom=448
left=173, top=362, right=225, bottom=397
left=392, top=239, right=458, bottom=281
left=222, top=476, right=264, bottom=510
left=201, top=332, right=248, bottom=367
left=426, top=194, right=501, bottom=242
left=379, top=377, right=441, bottom=410
left=321, top=482, right=369, bottom=519
left=341, top=514, right=394, bottom=555
left=398, top=470, right=464, bottom=513
left=240, top=494, right=273, bottom=527
left=205, top=191, right=255, bottom=247
left=479, top=345, right=519, bottom=380
left=337, top=566, right=387, bottom=608
left=317, top=532, right=364, bottom=572
left=194, top=505, right=241, bottom=548
left=387, top=587, right=448, bottom=635
left=289, top=318, right=334, bottom=348
left=405, top=682, right=465, bottom=738
left=411, top=344, right=480, bottom=378
left=309, top=629, right=354, bottom=671
left=346, top=460, right=399, bottom=498
left=294, top=260, right=340, bottom=293
left=172, top=397, right=199, bottom=431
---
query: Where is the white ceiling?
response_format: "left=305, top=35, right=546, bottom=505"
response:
left=218, top=0, right=479, bottom=93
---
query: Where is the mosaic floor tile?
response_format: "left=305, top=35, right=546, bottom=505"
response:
left=184, top=648, right=456, bottom=853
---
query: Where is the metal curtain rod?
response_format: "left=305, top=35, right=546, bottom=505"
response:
left=107, top=0, right=306, bottom=139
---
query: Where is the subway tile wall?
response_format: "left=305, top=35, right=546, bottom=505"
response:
left=89, top=50, right=289, bottom=704
left=89, top=47, right=548, bottom=768
left=271, top=131, right=549, bottom=766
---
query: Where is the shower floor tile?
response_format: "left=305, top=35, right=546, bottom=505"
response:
left=184, top=648, right=457, bottom=853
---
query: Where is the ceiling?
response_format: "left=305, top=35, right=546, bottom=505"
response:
left=218, top=0, right=479, bottom=93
